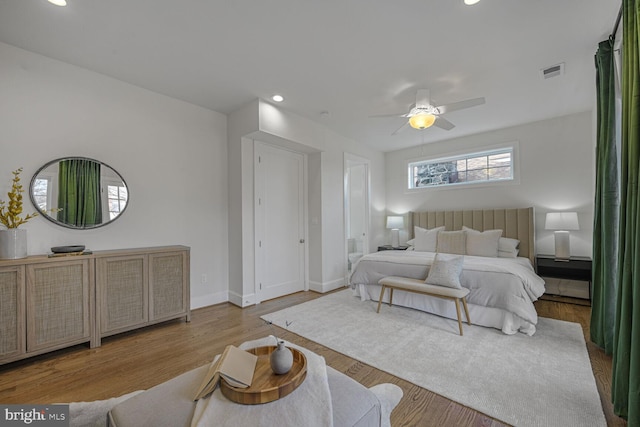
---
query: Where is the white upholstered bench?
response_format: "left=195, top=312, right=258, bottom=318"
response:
left=377, top=276, right=472, bottom=336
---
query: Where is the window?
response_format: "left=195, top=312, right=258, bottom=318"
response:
left=107, top=184, right=128, bottom=220
left=32, top=177, right=52, bottom=211
left=408, top=147, right=514, bottom=189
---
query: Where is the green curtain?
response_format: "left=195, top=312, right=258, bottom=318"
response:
left=613, top=1, right=640, bottom=424
left=591, top=38, right=619, bottom=354
left=57, top=159, right=103, bottom=227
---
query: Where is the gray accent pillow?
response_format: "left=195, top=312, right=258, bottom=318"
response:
left=425, top=253, right=464, bottom=289
left=436, top=230, right=466, bottom=255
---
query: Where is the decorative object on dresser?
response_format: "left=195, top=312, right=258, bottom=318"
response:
left=0, top=168, right=38, bottom=259
left=0, top=245, right=190, bottom=365
left=536, top=255, right=592, bottom=302
left=544, top=212, right=579, bottom=261
left=385, top=215, right=404, bottom=248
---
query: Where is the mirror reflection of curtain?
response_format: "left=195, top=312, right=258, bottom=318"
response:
left=57, top=159, right=103, bottom=227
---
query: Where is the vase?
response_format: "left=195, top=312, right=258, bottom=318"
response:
left=270, top=340, right=293, bottom=375
left=0, top=228, right=28, bottom=259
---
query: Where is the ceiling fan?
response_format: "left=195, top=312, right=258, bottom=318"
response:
left=370, top=89, right=485, bottom=135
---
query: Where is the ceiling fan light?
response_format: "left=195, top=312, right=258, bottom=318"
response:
left=48, top=0, right=67, bottom=6
left=464, top=0, right=481, bottom=5
left=409, top=113, right=436, bottom=130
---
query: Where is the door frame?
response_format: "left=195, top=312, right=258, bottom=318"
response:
left=344, top=152, right=371, bottom=283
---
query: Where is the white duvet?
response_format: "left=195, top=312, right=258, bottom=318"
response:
left=350, top=251, right=546, bottom=334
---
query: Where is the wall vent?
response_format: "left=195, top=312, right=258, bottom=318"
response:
left=541, top=63, right=565, bottom=79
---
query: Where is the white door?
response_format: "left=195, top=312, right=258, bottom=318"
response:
left=255, top=141, right=305, bottom=302
left=344, top=154, right=370, bottom=280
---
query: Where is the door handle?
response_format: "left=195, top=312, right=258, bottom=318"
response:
left=300, top=239, right=305, bottom=243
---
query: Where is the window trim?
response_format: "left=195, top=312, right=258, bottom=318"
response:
left=406, top=142, right=520, bottom=192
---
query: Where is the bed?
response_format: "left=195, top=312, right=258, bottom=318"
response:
left=350, top=207, right=546, bottom=335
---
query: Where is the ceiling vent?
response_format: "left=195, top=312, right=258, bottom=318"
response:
left=541, top=63, right=565, bottom=79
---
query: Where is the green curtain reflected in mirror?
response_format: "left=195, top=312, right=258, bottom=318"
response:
left=57, top=159, right=103, bottom=227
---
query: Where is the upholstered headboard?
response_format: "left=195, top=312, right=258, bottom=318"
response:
left=408, top=207, right=535, bottom=263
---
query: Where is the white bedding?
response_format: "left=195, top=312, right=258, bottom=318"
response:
left=349, top=251, right=545, bottom=335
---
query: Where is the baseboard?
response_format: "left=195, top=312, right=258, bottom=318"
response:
left=228, top=290, right=256, bottom=307
left=191, top=291, right=228, bottom=310
left=309, top=278, right=347, bottom=293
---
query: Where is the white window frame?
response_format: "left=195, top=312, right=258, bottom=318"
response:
left=103, top=178, right=128, bottom=220
left=406, top=142, right=519, bottom=191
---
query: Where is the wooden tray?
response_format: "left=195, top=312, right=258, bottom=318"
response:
left=220, top=345, right=307, bottom=404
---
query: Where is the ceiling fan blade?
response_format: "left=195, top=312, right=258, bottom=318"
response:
left=368, top=112, right=409, bottom=118
left=391, top=121, right=411, bottom=135
left=433, top=116, right=455, bottom=130
left=436, top=97, right=485, bottom=114
left=415, top=89, right=431, bottom=108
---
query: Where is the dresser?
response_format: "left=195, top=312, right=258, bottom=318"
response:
left=0, top=245, right=190, bottom=365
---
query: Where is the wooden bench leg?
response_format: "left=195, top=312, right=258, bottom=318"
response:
left=462, top=297, right=471, bottom=325
left=454, top=298, right=464, bottom=336
left=377, top=285, right=386, bottom=313
left=389, top=288, right=394, bottom=306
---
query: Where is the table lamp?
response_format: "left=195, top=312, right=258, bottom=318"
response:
left=545, top=212, right=579, bottom=261
left=386, top=216, right=404, bottom=248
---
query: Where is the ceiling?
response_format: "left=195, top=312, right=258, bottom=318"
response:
left=0, top=0, right=619, bottom=152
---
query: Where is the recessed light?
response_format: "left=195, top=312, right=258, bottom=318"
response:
left=272, top=95, right=284, bottom=102
left=464, top=0, right=480, bottom=5
left=48, top=0, right=67, bottom=6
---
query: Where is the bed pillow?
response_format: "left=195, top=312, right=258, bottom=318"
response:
left=462, top=226, right=502, bottom=257
left=413, top=226, right=445, bottom=252
left=498, top=237, right=520, bottom=258
left=425, top=253, right=464, bottom=289
left=436, top=230, right=466, bottom=255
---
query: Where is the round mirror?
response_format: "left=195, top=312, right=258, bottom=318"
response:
left=30, top=157, right=129, bottom=229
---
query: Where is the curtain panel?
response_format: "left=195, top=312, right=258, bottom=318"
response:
left=612, top=0, right=640, bottom=423
left=57, top=159, right=103, bottom=227
left=591, top=38, right=619, bottom=354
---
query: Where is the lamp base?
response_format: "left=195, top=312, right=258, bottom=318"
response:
left=553, top=231, right=571, bottom=261
left=391, top=229, right=400, bottom=248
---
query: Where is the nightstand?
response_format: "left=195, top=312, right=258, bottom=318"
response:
left=378, top=245, right=409, bottom=251
left=536, top=255, right=592, bottom=302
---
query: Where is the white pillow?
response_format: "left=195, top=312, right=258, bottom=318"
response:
left=425, top=253, right=464, bottom=289
left=462, top=226, right=502, bottom=257
left=406, top=238, right=415, bottom=246
left=498, top=237, right=520, bottom=258
left=436, top=230, right=466, bottom=255
left=413, top=226, right=444, bottom=252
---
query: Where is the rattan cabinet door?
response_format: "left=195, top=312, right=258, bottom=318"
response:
left=97, top=255, right=148, bottom=336
left=26, top=260, right=92, bottom=352
left=0, top=265, right=25, bottom=362
left=149, top=251, right=189, bottom=322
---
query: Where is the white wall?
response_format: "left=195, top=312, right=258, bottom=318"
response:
left=385, top=112, right=594, bottom=257
left=0, top=42, right=229, bottom=308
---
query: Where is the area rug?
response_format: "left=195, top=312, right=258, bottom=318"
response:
left=262, top=289, right=606, bottom=427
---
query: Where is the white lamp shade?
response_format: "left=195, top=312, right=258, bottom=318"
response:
left=545, top=212, right=579, bottom=231
left=386, top=216, right=404, bottom=230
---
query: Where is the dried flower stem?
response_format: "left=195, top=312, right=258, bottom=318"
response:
left=0, top=168, right=38, bottom=229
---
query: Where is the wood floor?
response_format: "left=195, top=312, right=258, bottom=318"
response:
left=0, top=290, right=627, bottom=427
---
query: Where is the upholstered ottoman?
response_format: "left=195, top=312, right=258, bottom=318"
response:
left=108, top=365, right=383, bottom=427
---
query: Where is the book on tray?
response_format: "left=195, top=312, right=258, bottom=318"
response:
left=193, top=345, right=258, bottom=400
